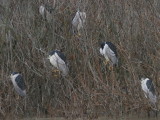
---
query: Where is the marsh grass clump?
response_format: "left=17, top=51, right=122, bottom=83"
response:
left=0, top=0, right=160, bottom=119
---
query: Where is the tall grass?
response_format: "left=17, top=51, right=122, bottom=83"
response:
left=0, top=0, right=160, bottom=119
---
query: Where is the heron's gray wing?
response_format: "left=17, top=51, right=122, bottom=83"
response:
left=56, top=51, right=66, bottom=62
left=54, top=53, right=69, bottom=76
left=45, top=4, right=54, bottom=13
left=146, top=79, right=156, bottom=95
left=15, top=75, right=26, bottom=90
left=106, top=49, right=115, bottom=57
left=106, top=42, right=118, bottom=57
left=72, top=12, right=80, bottom=27
left=105, top=47, right=118, bottom=64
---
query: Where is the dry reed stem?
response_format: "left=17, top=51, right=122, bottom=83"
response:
left=0, top=0, right=160, bottom=119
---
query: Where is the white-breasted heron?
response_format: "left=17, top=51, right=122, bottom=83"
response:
left=10, top=72, right=26, bottom=97
left=100, top=42, right=118, bottom=67
left=141, top=78, right=157, bottom=107
left=48, top=50, right=69, bottom=76
left=72, top=11, right=86, bottom=36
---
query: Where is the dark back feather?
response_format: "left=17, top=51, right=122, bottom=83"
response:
left=15, top=75, right=26, bottom=91
left=105, top=42, right=118, bottom=57
left=146, top=79, right=156, bottom=95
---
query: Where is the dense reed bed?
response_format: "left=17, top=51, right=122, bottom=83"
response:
left=0, top=0, right=160, bottom=119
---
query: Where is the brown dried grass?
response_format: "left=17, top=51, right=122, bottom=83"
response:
left=0, top=0, right=160, bottom=119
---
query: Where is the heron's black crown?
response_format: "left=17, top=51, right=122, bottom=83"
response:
left=100, top=42, right=105, bottom=49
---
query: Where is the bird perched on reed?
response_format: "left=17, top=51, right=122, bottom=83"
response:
left=72, top=11, right=86, bottom=36
left=100, top=42, right=118, bottom=68
left=141, top=78, right=157, bottom=109
left=39, top=4, right=54, bottom=22
left=48, top=50, right=69, bottom=76
left=10, top=72, right=26, bottom=97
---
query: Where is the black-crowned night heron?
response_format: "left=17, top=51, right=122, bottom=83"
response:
left=39, top=4, right=54, bottom=22
left=10, top=72, right=26, bottom=97
left=72, top=11, right=86, bottom=36
left=100, top=42, right=118, bottom=67
left=48, top=50, right=69, bottom=76
left=141, top=78, right=157, bottom=107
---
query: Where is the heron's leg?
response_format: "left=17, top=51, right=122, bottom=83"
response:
left=155, top=110, right=158, bottom=117
left=77, top=29, right=81, bottom=37
left=16, top=95, right=20, bottom=100
left=78, top=32, right=81, bottom=37
left=103, top=59, right=109, bottom=65
left=104, top=59, right=114, bottom=70
left=53, top=69, right=60, bottom=72
left=52, top=69, right=60, bottom=77
left=108, top=65, right=114, bottom=71
left=147, top=107, right=151, bottom=117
